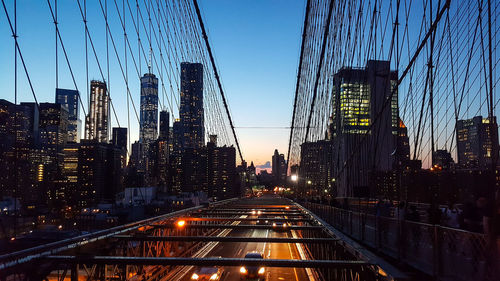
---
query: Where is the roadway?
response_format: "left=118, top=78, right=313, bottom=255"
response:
left=178, top=200, right=311, bottom=281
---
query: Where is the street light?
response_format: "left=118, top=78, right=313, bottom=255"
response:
left=291, top=174, right=298, bottom=182
left=176, top=219, right=186, bottom=228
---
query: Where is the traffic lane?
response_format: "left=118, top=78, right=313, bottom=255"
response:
left=264, top=230, right=309, bottom=281
left=221, top=228, right=309, bottom=281
left=180, top=227, right=264, bottom=281
left=219, top=228, right=268, bottom=281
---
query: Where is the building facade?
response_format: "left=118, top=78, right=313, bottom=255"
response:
left=56, top=88, right=81, bottom=142
left=331, top=60, right=399, bottom=197
left=139, top=73, right=159, bottom=143
left=85, top=80, right=109, bottom=143
left=299, top=140, right=334, bottom=195
left=457, top=116, right=499, bottom=169
left=39, top=103, right=69, bottom=155
left=180, top=62, right=204, bottom=150
left=272, top=149, right=286, bottom=186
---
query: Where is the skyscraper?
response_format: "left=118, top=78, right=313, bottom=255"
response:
left=207, top=140, right=237, bottom=199
left=78, top=140, right=122, bottom=207
left=272, top=149, right=286, bottom=186
left=159, top=110, right=170, bottom=141
left=112, top=127, right=128, bottom=152
left=180, top=62, right=204, bottom=150
left=139, top=73, right=159, bottom=143
left=85, top=80, right=109, bottom=143
left=331, top=60, right=398, bottom=197
left=457, top=116, right=499, bottom=169
left=299, top=140, right=334, bottom=194
left=39, top=103, right=69, bottom=154
left=112, top=127, right=128, bottom=170
left=56, top=88, right=81, bottom=142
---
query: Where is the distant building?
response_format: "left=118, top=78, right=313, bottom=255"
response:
left=207, top=141, right=237, bottom=199
left=0, top=100, right=42, bottom=205
left=112, top=127, right=128, bottom=170
left=128, top=141, right=146, bottom=186
left=62, top=142, right=80, bottom=207
left=433, top=149, right=454, bottom=170
left=172, top=119, right=182, bottom=152
left=139, top=73, right=159, bottom=143
left=180, top=62, right=204, bottom=150
left=396, top=119, right=410, bottom=163
left=112, top=127, right=127, bottom=151
left=85, top=80, right=109, bottom=143
left=457, top=116, right=499, bottom=169
left=78, top=140, right=123, bottom=208
left=272, top=149, right=286, bottom=186
left=299, top=140, right=334, bottom=195
left=56, top=88, right=81, bottom=142
left=331, top=60, right=399, bottom=197
left=159, top=110, right=170, bottom=141
left=39, top=103, right=69, bottom=155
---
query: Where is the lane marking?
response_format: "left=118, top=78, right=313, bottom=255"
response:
left=291, top=229, right=315, bottom=281
left=262, top=229, right=269, bottom=253
left=286, top=232, right=300, bottom=281
left=169, top=215, right=248, bottom=281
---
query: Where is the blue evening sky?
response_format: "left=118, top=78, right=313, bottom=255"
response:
left=0, top=0, right=306, bottom=167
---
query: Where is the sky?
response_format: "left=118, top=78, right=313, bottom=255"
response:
left=197, top=0, right=305, bottom=166
left=0, top=0, right=306, bottom=168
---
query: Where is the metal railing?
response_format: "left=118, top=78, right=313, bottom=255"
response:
left=0, top=198, right=238, bottom=272
left=303, top=202, right=492, bottom=281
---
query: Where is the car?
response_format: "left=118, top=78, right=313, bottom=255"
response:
left=250, top=209, right=262, bottom=216
left=272, top=217, right=290, bottom=231
left=190, top=266, right=223, bottom=280
left=240, top=252, right=265, bottom=280
left=256, top=216, right=268, bottom=225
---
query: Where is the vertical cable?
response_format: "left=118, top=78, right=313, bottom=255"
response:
left=124, top=0, right=130, bottom=156
left=55, top=0, right=58, bottom=89
left=13, top=0, right=18, bottom=238
left=106, top=0, right=111, bottom=140
left=137, top=0, right=140, bottom=74
left=85, top=0, right=89, bottom=131
left=14, top=0, right=17, bottom=105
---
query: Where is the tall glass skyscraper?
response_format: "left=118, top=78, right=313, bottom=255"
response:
left=139, top=73, right=159, bottom=143
left=85, top=80, right=109, bottom=143
left=56, top=88, right=81, bottom=142
left=180, top=62, right=204, bottom=150
left=331, top=60, right=399, bottom=197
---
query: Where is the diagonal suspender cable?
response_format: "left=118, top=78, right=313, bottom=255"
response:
left=192, top=0, right=244, bottom=163
left=303, top=0, right=335, bottom=143
left=287, top=0, right=312, bottom=172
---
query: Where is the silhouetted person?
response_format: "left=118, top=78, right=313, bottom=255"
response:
left=443, top=202, right=460, bottom=228
left=405, top=205, right=421, bottom=250
left=462, top=201, right=481, bottom=232
left=427, top=203, right=442, bottom=225
left=406, top=205, right=420, bottom=222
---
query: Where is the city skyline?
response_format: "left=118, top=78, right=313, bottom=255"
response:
left=0, top=1, right=498, bottom=279
left=0, top=1, right=497, bottom=168
left=0, top=0, right=305, bottom=167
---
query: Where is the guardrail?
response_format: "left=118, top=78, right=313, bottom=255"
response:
left=0, top=198, right=238, bottom=272
left=303, top=202, right=493, bottom=281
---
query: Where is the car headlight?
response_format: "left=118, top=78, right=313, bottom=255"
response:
left=240, top=267, right=247, bottom=274
left=251, top=210, right=256, bottom=215
left=191, top=273, right=199, bottom=280
left=210, top=273, right=218, bottom=280
left=283, top=223, right=287, bottom=228
left=258, top=267, right=265, bottom=274
left=257, top=211, right=262, bottom=215
left=272, top=223, right=276, bottom=227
